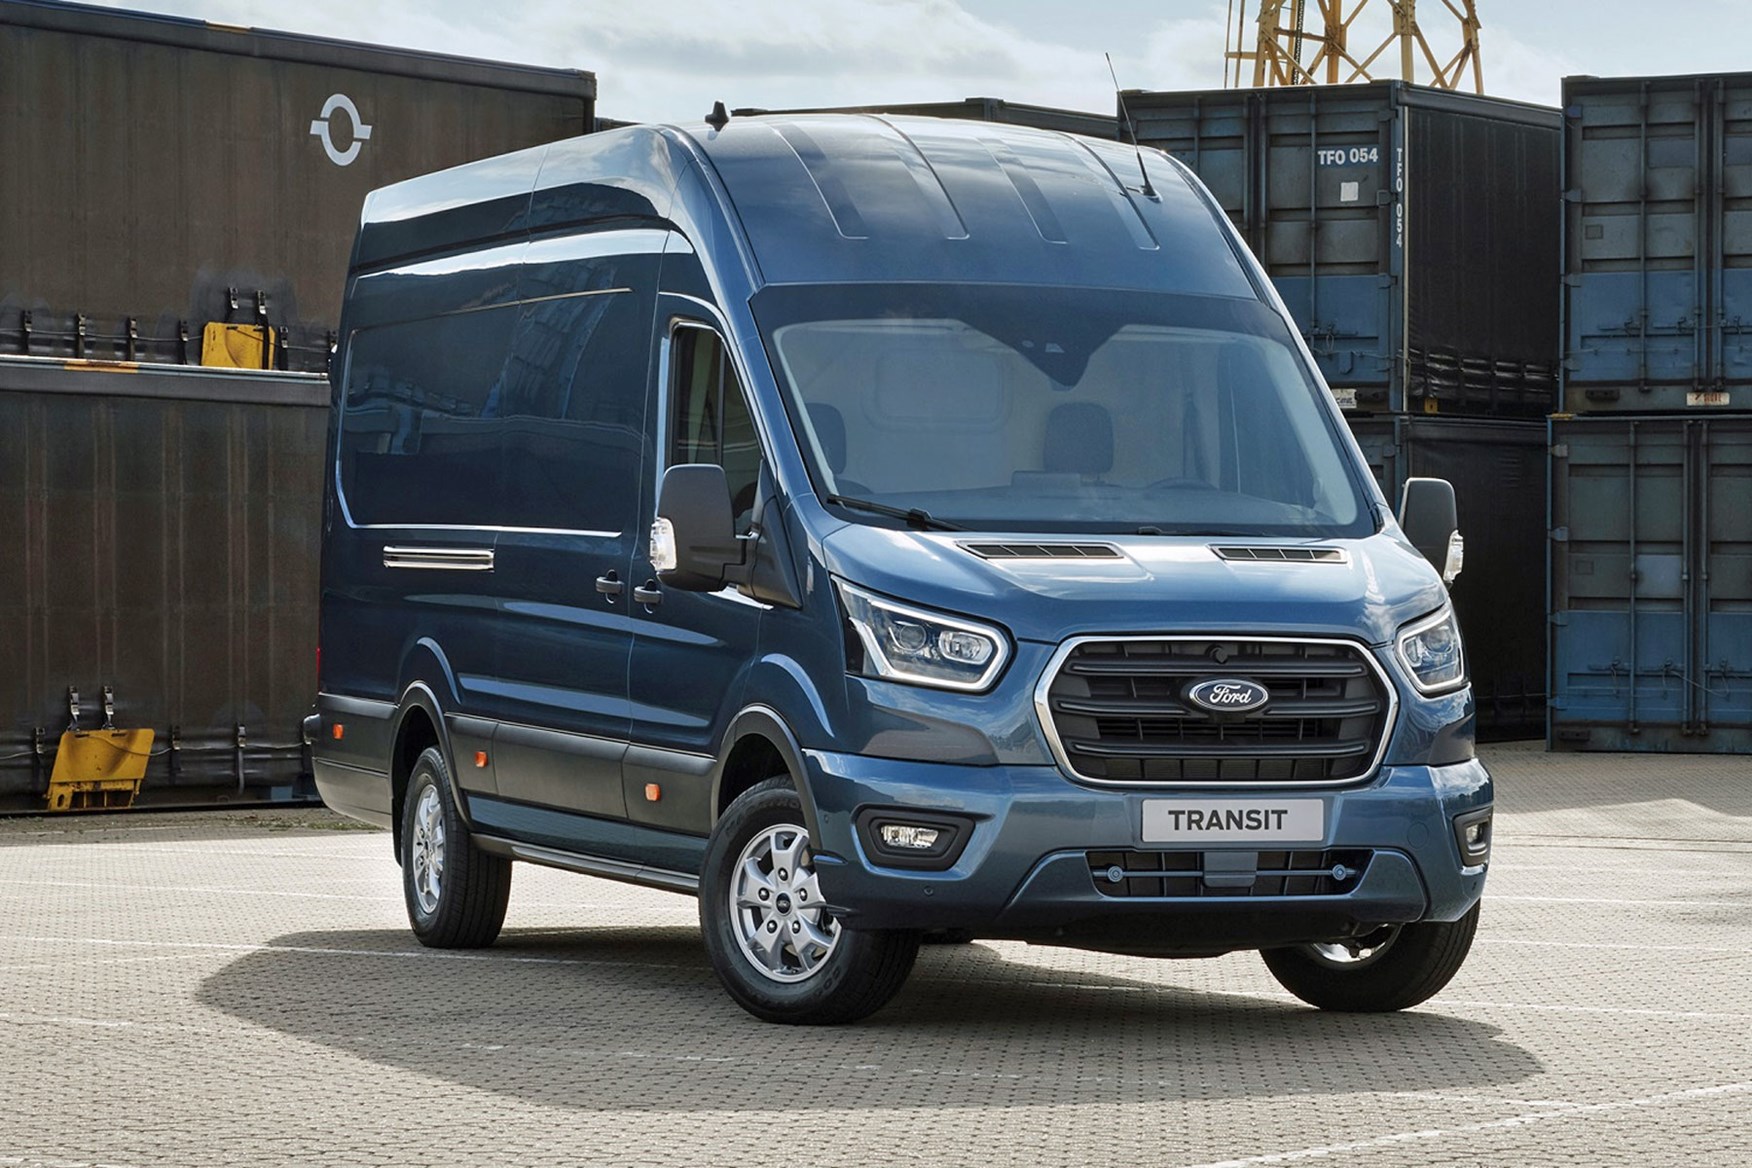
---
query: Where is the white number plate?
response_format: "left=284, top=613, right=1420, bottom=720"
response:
left=1141, top=798, right=1325, bottom=844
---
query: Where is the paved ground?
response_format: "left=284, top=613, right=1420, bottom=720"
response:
left=0, top=743, right=1748, bottom=1167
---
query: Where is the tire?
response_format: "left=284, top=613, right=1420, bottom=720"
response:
left=1260, top=901, right=1480, bottom=1012
left=700, top=776, right=919, bottom=1025
left=400, top=745, right=511, bottom=949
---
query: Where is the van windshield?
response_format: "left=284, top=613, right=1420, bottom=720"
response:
left=754, top=284, right=1374, bottom=538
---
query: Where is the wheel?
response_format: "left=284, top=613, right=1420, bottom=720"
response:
left=401, top=745, right=511, bottom=948
left=700, top=776, right=920, bottom=1024
left=1260, top=902, right=1480, bottom=1012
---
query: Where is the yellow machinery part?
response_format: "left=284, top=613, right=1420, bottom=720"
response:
left=46, top=729, right=155, bottom=812
left=200, top=322, right=275, bottom=369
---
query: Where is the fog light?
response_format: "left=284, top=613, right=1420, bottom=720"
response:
left=857, top=809, right=974, bottom=871
left=880, top=824, right=941, bottom=851
left=1453, top=808, right=1492, bottom=866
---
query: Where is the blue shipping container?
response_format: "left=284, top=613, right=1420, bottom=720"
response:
left=1563, top=73, right=1752, bottom=411
left=1129, top=81, right=1561, bottom=417
left=1549, top=415, right=1752, bottom=751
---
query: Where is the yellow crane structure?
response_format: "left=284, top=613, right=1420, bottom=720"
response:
left=1224, top=1, right=1485, bottom=93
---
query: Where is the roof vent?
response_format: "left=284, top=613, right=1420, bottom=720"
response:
left=962, top=542, right=1123, bottom=560
left=1212, top=546, right=1348, bottom=564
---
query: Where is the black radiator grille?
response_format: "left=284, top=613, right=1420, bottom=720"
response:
left=1042, top=639, right=1391, bottom=784
left=1086, top=849, right=1374, bottom=898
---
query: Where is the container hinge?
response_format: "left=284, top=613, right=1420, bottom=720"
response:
left=1376, top=274, right=1396, bottom=287
left=1551, top=443, right=1569, bottom=458
left=234, top=724, right=248, bottom=792
left=1562, top=274, right=1584, bottom=287
left=101, top=685, right=115, bottom=730
left=1549, top=612, right=1569, bottom=627
left=125, top=316, right=139, bottom=362
left=1375, top=189, right=1393, bottom=206
left=176, top=320, right=191, bottom=364
left=74, top=314, right=89, bottom=358
left=1550, top=525, right=1569, bottom=541
left=66, top=687, right=81, bottom=733
left=1563, top=188, right=1583, bottom=203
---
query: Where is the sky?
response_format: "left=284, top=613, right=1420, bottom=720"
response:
left=84, top=0, right=1752, bottom=124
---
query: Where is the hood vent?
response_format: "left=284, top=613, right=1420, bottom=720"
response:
left=1213, top=546, right=1348, bottom=564
left=962, top=542, right=1122, bottom=560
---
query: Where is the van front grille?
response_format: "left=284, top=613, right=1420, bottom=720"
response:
left=1086, top=849, right=1374, bottom=898
left=1039, top=638, right=1393, bottom=784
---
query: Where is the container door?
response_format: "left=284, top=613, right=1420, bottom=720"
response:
left=1258, top=85, right=1397, bottom=408
left=1716, top=81, right=1752, bottom=390
left=1551, top=419, right=1691, bottom=748
left=481, top=231, right=666, bottom=819
left=1564, top=80, right=1707, bottom=405
left=1696, top=419, right=1752, bottom=735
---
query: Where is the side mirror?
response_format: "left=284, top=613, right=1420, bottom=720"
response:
left=653, top=464, right=742, bottom=591
left=1398, top=476, right=1464, bottom=586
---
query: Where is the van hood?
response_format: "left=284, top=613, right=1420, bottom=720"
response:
left=816, top=525, right=1448, bottom=647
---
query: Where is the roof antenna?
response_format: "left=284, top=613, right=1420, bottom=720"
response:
left=705, top=100, right=730, bottom=132
left=1106, top=53, right=1156, bottom=199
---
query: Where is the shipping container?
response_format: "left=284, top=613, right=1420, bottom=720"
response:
left=0, top=355, right=328, bottom=809
left=0, top=0, right=595, bottom=373
left=731, top=97, right=1118, bottom=139
left=1127, top=81, right=1561, bottom=417
left=1347, top=416, right=1548, bottom=739
left=1549, top=415, right=1752, bottom=752
left=1562, top=73, right=1752, bottom=412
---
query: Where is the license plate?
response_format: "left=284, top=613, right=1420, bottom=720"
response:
left=1141, top=798, right=1325, bottom=844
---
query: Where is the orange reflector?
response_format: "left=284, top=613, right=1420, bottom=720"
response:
left=644, top=783, right=662, bottom=802
left=474, top=751, right=489, bottom=768
left=331, top=723, right=344, bottom=740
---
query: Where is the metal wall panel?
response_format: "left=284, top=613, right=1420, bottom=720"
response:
left=0, top=0, right=595, bottom=373
left=0, top=357, right=328, bottom=807
left=1563, top=73, right=1752, bottom=410
left=1347, top=416, right=1548, bottom=738
left=1549, top=415, right=1752, bottom=751
left=1128, top=82, right=1561, bottom=417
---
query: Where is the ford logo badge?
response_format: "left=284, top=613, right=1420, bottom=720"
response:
left=1186, top=677, right=1270, bottom=716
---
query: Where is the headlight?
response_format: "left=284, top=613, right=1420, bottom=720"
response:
left=1395, top=606, right=1466, bottom=694
left=835, top=580, right=1010, bottom=692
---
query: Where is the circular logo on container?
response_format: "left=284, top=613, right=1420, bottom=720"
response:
left=310, top=93, right=374, bottom=167
left=1186, top=677, right=1270, bottom=716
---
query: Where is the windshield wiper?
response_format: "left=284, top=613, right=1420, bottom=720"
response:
left=822, top=493, right=962, bottom=532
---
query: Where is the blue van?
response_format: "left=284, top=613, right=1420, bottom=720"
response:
left=308, top=114, right=1489, bottom=1024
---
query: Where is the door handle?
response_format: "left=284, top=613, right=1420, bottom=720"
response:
left=632, top=579, right=663, bottom=608
left=595, top=571, right=624, bottom=601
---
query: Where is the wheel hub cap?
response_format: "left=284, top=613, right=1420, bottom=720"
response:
left=730, top=823, right=841, bottom=983
left=410, top=785, right=446, bottom=915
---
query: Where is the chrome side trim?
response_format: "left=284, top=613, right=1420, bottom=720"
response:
left=382, top=546, right=494, bottom=571
left=473, top=836, right=699, bottom=895
left=1032, top=634, right=1400, bottom=790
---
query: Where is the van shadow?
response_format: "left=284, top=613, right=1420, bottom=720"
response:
left=197, top=925, right=1541, bottom=1113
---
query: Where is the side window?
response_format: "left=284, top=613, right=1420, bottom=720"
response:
left=493, top=277, right=652, bottom=533
left=338, top=305, right=517, bottom=527
left=670, top=325, right=762, bottom=531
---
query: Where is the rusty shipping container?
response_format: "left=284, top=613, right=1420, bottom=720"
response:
left=0, top=356, right=328, bottom=809
left=0, top=0, right=595, bottom=373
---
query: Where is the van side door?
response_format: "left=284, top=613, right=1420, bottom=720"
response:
left=480, top=230, right=664, bottom=819
left=622, top=245, right=769, bottom=837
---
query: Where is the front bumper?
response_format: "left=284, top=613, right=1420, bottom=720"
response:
left=803, top=750, right=1490, bottom=955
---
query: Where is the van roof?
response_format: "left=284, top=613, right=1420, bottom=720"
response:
left=353, top=115, right=1258, bottom=299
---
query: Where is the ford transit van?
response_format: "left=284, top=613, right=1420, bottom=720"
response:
left=308, top=115, right=1490, bottom=1024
